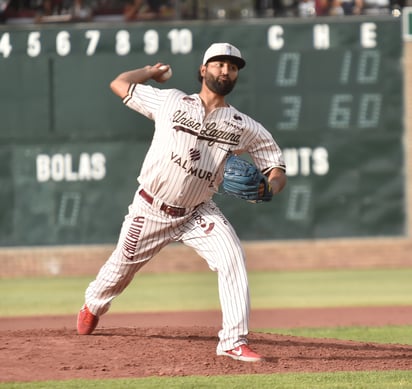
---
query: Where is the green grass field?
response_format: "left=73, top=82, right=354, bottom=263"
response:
left=1, top=268, right=412, bottom=388
left=1, top=268, right=412, bottom=316
left=3, top=371, right=412, bottom=389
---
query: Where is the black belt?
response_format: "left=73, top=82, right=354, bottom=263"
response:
left=139, top=189, right=187, bottom=217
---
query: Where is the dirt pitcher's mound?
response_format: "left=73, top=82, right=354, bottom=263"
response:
left=1, top=326, right=412, bottom=382
left=2, top=306, right=412, bottom=383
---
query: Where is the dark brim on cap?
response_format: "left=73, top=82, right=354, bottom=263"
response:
left=206, top=55, right=246, bottom=69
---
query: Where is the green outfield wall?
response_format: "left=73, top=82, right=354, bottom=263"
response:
left=0, top=16, right=406, bottom=246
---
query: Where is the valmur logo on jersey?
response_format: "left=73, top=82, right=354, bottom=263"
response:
left=36, top=152, right=106, bottom=182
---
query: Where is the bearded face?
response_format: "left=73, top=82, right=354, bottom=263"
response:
left=204, top=68, right=237, bottom=96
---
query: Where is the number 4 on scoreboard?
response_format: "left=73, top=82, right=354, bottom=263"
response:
left=0, top=33, right=12, bottom=58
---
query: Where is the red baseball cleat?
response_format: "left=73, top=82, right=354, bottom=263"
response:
left=217, top=344, right=263, bottom=362
left=77, top=304, right=99, bottom=335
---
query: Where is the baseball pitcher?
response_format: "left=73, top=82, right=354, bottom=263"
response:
left=77, top=42, right=287, bottom=362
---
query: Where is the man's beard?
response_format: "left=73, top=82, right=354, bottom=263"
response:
left=205, top=73, right=237, bottom=96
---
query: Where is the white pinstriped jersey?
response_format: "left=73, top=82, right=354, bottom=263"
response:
left=123, top=83, right=286, bottom=208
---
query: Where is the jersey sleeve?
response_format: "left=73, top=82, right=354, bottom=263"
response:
left=246, top=120, right=286, bottom=174
left=123, top=83, right=172, bottom=120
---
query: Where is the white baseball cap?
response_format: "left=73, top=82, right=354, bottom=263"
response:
left=202, top=43, right=246, bottom=69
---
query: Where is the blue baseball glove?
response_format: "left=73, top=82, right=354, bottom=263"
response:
left=222, top=155, right=273, bottom=203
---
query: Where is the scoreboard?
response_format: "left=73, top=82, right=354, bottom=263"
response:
left=0, top=17, right=405, bottom=246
